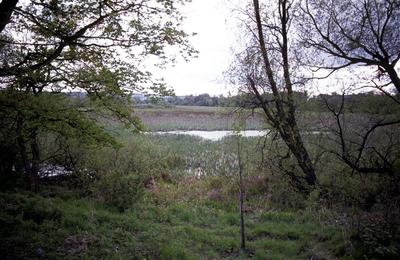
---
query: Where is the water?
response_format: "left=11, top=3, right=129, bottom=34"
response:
left=151, top=130, right=270, bottom=141
left=39, top=163, right=72, bottom=178
left=150, top=130, right=327, bottom=141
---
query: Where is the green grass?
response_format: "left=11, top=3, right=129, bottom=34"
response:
left=0, top=187, right=345, bottom=259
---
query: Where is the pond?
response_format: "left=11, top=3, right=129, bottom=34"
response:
left=151, top=130, right=270, bottom=141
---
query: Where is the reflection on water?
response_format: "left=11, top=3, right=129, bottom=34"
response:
left=151, top=130, right=270, bottom=141
left=39, top=163, right=72, bottom=178
left=150, top=130, right=326, bottom=141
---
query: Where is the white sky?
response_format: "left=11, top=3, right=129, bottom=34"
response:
left=158, top=0, right=237, bottom=96
left=155, top=0, right=399, bottom=97
left=157, top=0, right=373, bottom=97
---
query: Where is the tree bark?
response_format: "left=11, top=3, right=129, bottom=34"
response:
left=0, top=0, right=18, bottom=33
left=16, top=112, right=40, bottom=192
left=284, top=117, right=317, bottom=187
left=16, top=114, right=31, bottom=190
left=237, top=137, right=246, bottom=251
left=384, top=64, right=400, bottom=94
left=29, top=128, right=40, bottom=192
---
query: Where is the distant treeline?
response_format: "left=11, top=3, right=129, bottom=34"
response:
left=133, top=92, right=399, bottom=114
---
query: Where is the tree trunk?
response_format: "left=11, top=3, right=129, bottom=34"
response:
left=29, top=128, right=40, bottom=192
left=385, top=64, right=400, bottom=94
left=237, top=138, right=246, bottom=251
left=283, top=118, right=317, bottom=187
left=239, top=181, right=246, bottom=250
left=16, top=112, right=40, bottom=192
left=0, top=0, right=18, bottom=33
left=16, top=114, right=31, bottom=189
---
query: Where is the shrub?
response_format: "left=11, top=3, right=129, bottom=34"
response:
left=352, top=212, right=400, bottom=259
left=91, top=171, right=144, bottom=211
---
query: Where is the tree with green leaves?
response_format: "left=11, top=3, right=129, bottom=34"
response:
left=0, top=0, right=195, bottom=191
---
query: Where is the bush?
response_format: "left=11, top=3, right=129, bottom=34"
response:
left=91, top=171, right=144, bottom=211
left=352, top=212, right=400, bottom=259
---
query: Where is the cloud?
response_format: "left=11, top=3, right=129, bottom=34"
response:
left=158, top=0, right=236, bottom=96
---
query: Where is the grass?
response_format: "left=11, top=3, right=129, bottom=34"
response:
left=0, top=183, right=346, bottom=259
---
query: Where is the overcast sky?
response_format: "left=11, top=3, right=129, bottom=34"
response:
left=156, top=0, right=397, bottom=97
left=157, top=0, right=363, bottom=97
left=158, top=0, right=237, bottom=96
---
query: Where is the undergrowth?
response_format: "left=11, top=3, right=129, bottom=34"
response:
left=0, top=184, right=346, bottom=259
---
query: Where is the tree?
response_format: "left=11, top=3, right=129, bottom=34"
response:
left=299, top=0, right=400, bottom=98
left=0, top=0, right=194, bottom=78
left=298, top=0, right=400, bottom=178
left=0, top=0, right=195, bottom=190
left=230, top=0, right=317, bottom=194
left=232, top=113, right=248, bottom=251
left=323, top=93, right=400, bottom=175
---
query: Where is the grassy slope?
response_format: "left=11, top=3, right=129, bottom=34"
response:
left=0, top=185, right=346, bottom=259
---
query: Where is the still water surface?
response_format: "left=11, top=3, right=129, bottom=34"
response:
left=152, top=130, right=270, bottom=141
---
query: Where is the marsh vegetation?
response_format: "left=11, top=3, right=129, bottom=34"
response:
left=2, top=105, right=399, bottom=259
left=0, top=127, right=346, bottom=259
